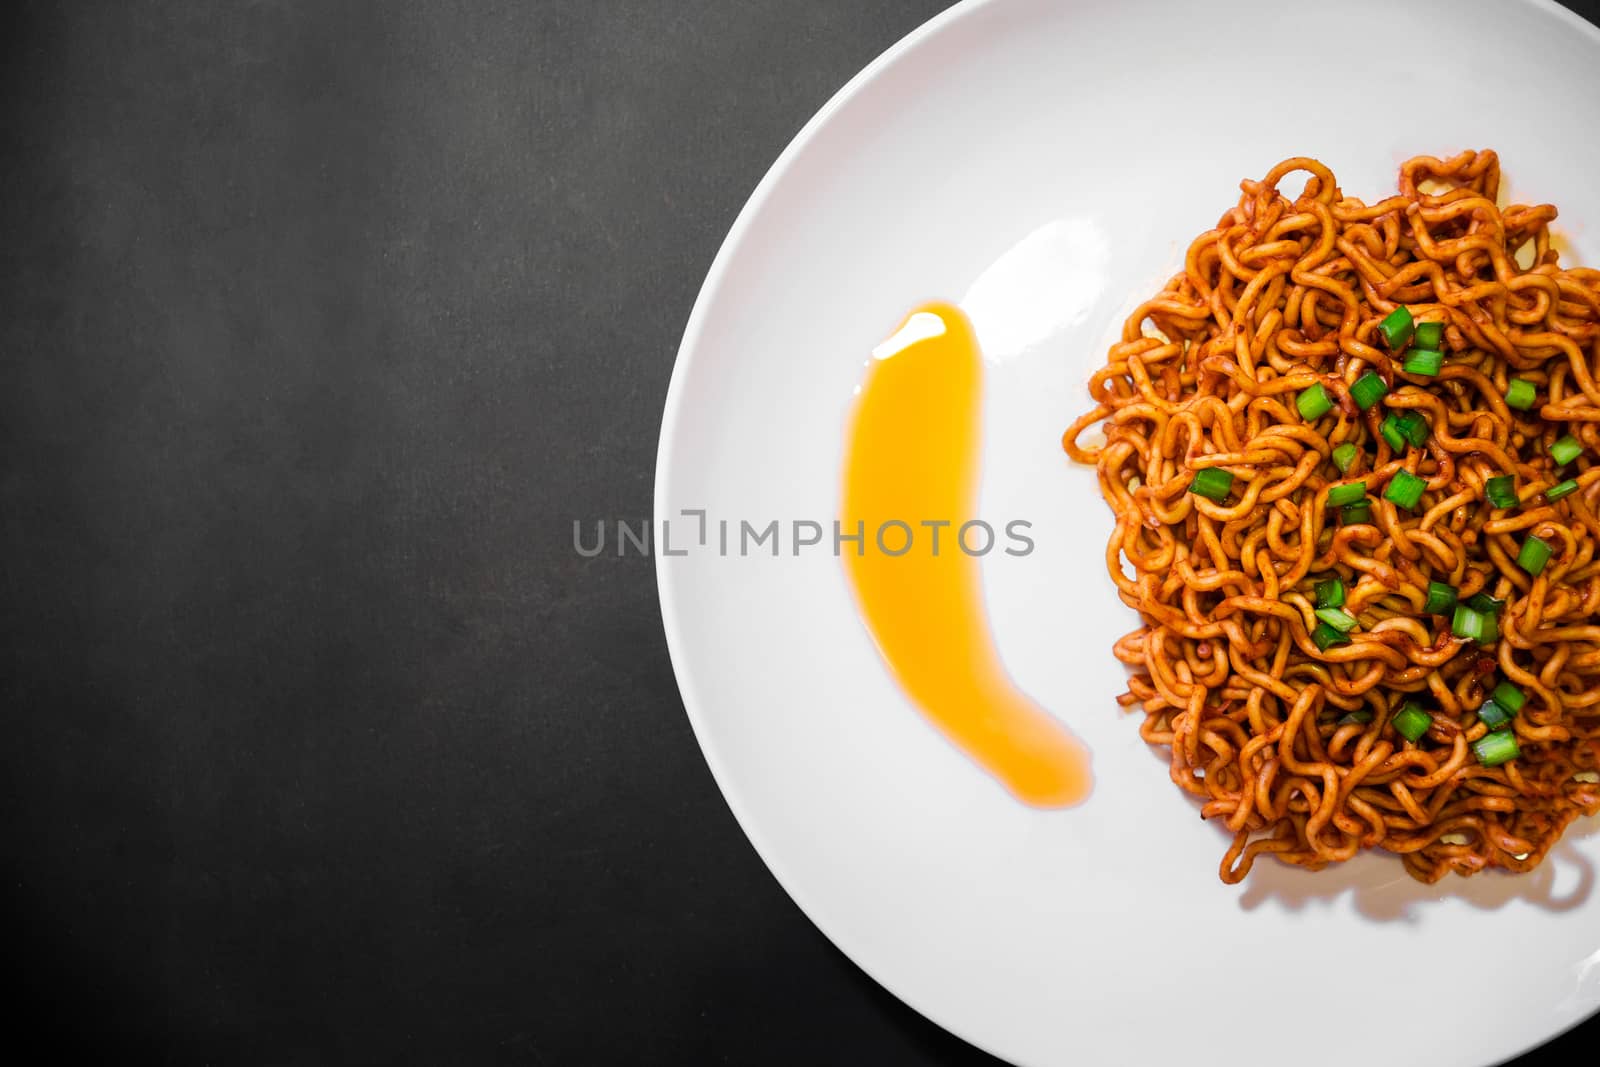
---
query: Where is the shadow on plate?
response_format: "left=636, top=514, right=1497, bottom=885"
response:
left=1232, top=815, right=1600, bottom=921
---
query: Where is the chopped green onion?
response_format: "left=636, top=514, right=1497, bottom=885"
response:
left=1477, top=699, right=1514, bottom=731
left=1414, top=321, right=1444, bottom=349
left=1472, top=730, right=1520, bottom=767
left=1331, top=442, right=1359, bottom=473
left=1551, top=435, right=1583, bottom=466
left=1378, top=305, right=1414, bottom=349
left=1315, top=578, right=1345, bottom=609
left=1297, top=383, right=1334, bottom=421
left=1423, top=581, right=1457, bottom=615
left=1326, top=481, right=1367, bottom=507
left=1311, top=621, right=1350, bottom=651
left=1518, top=534, right=1553, bottom=576
left=1339, top=709, right=1374, bottom=725
left=1402, top=349, right=1443, bottom=376
left=1452, top=605, right=1489, bottom=641
left=1491, top=681, right=1526, bottom=715
left=1462, top=592, right=1504, bottom=641
left=1385, top=469, right=1426, bottom=510
left=1547, top=478, right=1579, bottom=502
left=1315, top=607, right=1359, bottom=633
left=1189, top=468, right=1233, bottom=501
left=1485, top=475, right=1518, bottom=509
left=1392, top=703, right=1433, bottom=743
left=1395, top=410, right=1430, bottom=447
left=1341, top=501, right=1373, bottom=525
left=1505, top=379, right=1537, bottom=410
left=1380, top=416, right=1408, bottom=452
left=1350, top=372, right=1389, bottom=411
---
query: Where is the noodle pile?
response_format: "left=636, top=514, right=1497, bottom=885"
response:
left=1063, top=152, right=1600, bottom=883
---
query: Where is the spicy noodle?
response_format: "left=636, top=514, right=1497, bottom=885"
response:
left=1063, top=151, right=1600, bottom=883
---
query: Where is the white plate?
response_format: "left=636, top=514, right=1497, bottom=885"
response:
left=654, top=1, right=1600, bottom=1064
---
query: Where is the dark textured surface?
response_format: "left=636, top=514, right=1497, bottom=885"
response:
left=3, top=1, right=1598, bottom=1063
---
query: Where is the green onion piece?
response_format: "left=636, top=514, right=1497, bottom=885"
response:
left=1297, top=383, right=1334, bottom=421
left=1547, top=478, right=1579, bottom=502
left=1485, top=475, right=1518, bottom=509
left=1331, top=442, right=1359, bottom=473
left=1339, top=709, right=1374, bottom=725
left=1340, top=501, right=1373, bottom=525
left=1481, top=610, right=1500, bottom=644
left=1326, top=481, right=1367, bottom=507
left=1423, top=581, right=1457, bottom=615
left=1378, top=305, right=1414, bottom=349
left=1518, top=534, right=1553, bottom=576
left=1315, top=578, right=1345, bottom=609
left=1465, top=591, right=1504, bottom=614
left=1189, top=468, right=1233, bottom=501
left=1477, top=699, right=1513, bottom=731
left=1350, top=372, right=1389, bottom=411
left=1396, top=410, right=1429, bottom=447
left=1311, top=621, right=1350, bottom=651
left=1414, top=321, right=1444, bottom=349
left=1551, top=435, right=1583, bottom=465
left=1504, top=379, right=1537, bottom=410
left=1315, top=607, right=1359, bottom=633
left=1392, top=703, right=1433, bottom=743
left=1402, top=349, right=1444, bottom=376
left=1472, top=730, right=1521, bottom=767
left=1385, top=469, right=1426, bottom=510
left=1491, top=681, right=1526, bottom=714
left=1380, top=416, right=1408, bottom=452
left=1452, top=605, right=1487, bottom=641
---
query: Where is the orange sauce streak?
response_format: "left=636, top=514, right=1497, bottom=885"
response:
left=840, top=302, right=1092, bottom=807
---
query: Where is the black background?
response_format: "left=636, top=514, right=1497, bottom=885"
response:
left=6, top=1, right=1600, bottom=1063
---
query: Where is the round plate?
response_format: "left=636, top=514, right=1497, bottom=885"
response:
left=654, top=1, right=1600, bottom=1064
